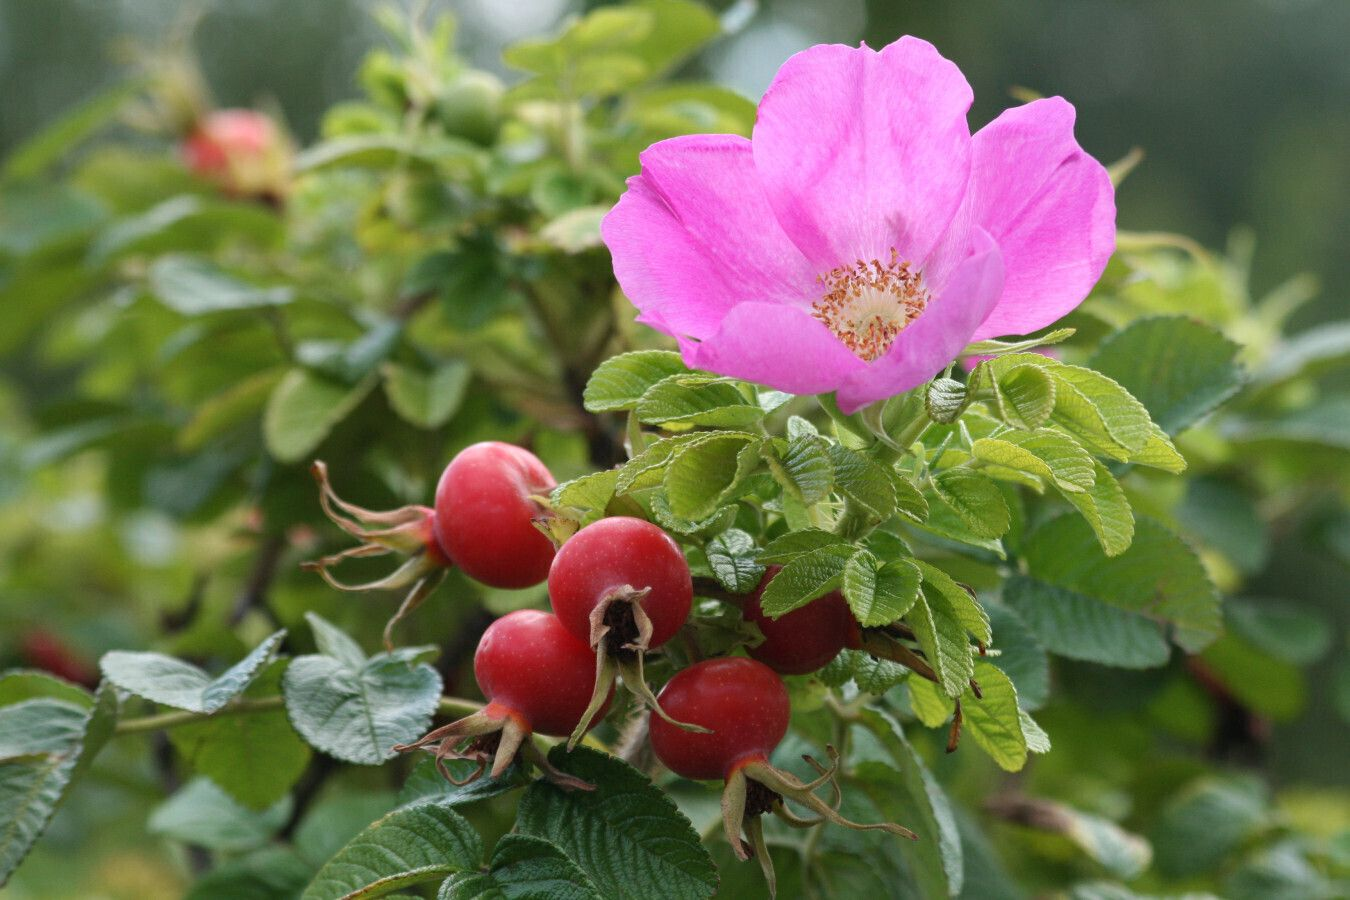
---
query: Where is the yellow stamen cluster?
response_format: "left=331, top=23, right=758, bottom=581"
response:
left=811, top=249, right=930, bottom=362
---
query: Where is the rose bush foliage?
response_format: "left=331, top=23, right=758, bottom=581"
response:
left=1, top=4, right=1348, bottom=899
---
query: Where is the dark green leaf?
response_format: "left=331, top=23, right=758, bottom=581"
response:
left=439, top=834, right=601, bottom=900
left=583, top=351, right=687, bottom=413
left=759, top=546, right=853, bottom=617
left=516, top=746, right=716, bottom=900
left=148, top=255, right=293, bottom=314
left=303, top=800, right=483, bottom=899
left=704, top=528, right=765, bottom=593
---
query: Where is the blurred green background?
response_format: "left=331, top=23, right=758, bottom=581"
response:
left=3, top=0, right=1347, bottom=326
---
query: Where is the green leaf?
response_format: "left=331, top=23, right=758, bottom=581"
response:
left=516, top=746, right=717, bottom=900
left=759, top=546, right=853, bottom=617
left=303, top=800, right=483, bottom=900
left=763, top=434, right=833, bottom=505
left=756, top=529, right=851, bottom=564
left=1002, top=576, right=1170, bottom=669
left=993, top=364, right=1058, bottom=428
left=852, top=709, right=963, bottom=897
left=1225, top=600, right=1331, bottom=666
left=2, top=80, right=141, bottom=182
left=914, top=561, right=991, bottom=644
left=984, top=603, right=1050, bottom=710
left=148, top=777, right=291, bottom=853
left=439, top=834, right=601, bottom=900
left=963, top=328, right=1075, bottom=357
left=1253, top=320, right=1350, bottom=389
left=970, top=430, right=1095, bottom=493
left=990, top=797, right=1151, bottom=880
left=0, top=670, right=93, bottom=709
left=170, top=662, right=310, bottom=810
left=663, top=433, right=759, bottom=520
left=264, top=369, right=377, bottom=463
left=552, top=469, right=619, bottom=518
left=906, top=587, right=974, bottom=698
left=1150, top=776, right=1270, bottom=877
left=926, top=378, right=967, bottom=423
left=704, top=528, right=765, bottom=593
left=0, top=684, right=115, bottom=884
left=964, top=661, right=1032, bottom=772
left=1062, top=459, right=1135, bottom=556
left=820, top=650, right=911, bottom=694
left=636, top=377, right=764, bottom=429
left=283, top=614, right=442, bottom=765
left=842, top=553, right=921, bottom=627
left=398, top=757, right=530, bottom=809
left=538, top=205, right=608, bottom=253
left=583, top=351, right=687, bottom=413
left=931, top=469, right=1010, bottom=539
left=1089, top=316, right=1245, bottom=435
left=99, top=630, right=285, bottom=714
left=1023, top=515, right=1221, bottom=653
left=1047, top=364, right=1153, bottom=458
left=183, top=847, right=312, bottom=900
left=382, top=361, right=472, bottom=429
left=148, top=255, right=294, bottom=314
left=829, top=445, right=897, bottom=521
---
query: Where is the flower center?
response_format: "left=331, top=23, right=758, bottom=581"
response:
left=811, top=250, right=930, bottom=362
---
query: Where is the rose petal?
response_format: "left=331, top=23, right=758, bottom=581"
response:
left=687, top=302, right=868, bottom=396
left=837, top=229, right=1004, bottom=412
left=752, top=37, right=974, bottom=270
left=967, top=97, right=1116, bottom=340
left=601, top=134, right=814, bottom=341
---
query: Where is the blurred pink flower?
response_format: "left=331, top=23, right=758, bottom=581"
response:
left=602, top=38, right=1115, bottom=412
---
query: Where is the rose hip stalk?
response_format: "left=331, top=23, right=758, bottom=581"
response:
left=649, top=658, right=916, bottom=895
left=394, top=610, right=608, bottom=790
left=304, top=442, right=557, bottom=648
left=548, top=516, right=707, bottom=748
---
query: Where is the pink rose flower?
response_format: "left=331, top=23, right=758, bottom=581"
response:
left=601, top=38, right=1115, bottom=413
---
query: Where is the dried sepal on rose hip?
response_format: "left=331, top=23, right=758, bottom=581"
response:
left=303, top=460, right=451, bottom=649
left=548, top=516, right=708, bottom=748
left=648, top=657, right=916, bottom=895
left=304, top=442, right=557, bottom=647
left=394, top=609, right=609, bottom=791
left=742, top=566, right=859, bottom=675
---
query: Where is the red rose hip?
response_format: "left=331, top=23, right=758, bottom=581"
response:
left=547, top=516, right=701, bottom=746
left=743, top=566, right=856, bottom=675
left=395, top=610, right=609, bottom=789
left=434, top=442, right=557, bottom=590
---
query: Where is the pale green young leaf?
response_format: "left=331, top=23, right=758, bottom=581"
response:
left=906, top=588, right=974, bottom=698
left=762, top=433, right=833, bottom=505
left=931, top=468, right=1010, bottom=539
left=914, top=560, right=991, bottom=644
left=963, top=661, right=1029, bottom=772
left=636, top=377, right=763, bottom=429
left=552, top=469, right=619, bottom=516
left=756, top=529, right=851, bottom=564
left=1048, top=364, right=1153, bottom=454
left=1063, top=459, right=1135, bottom=556
left=582, top=350, right=687, bottom=412
left=888, top=470, right=930, bottom=523
left=842, top=552, right=921, bottom=627
left=926, top=378, right=967, bottom=423
left=1130, top=424, right=1188, bottom=473
left=963, top=328, right=1075, bottom=357
left=704, top=528, right=765, bottom=593
left=907, top=677, right=954, bottom=727
left=828, top=444, right=897, bottom=521
left=996, top=364, right=1058, bottom=428
left=758, top=545, right=854, bottom=617
left=972, top=429, right=1096, bottom=493
left=662, top=433, right=759, bottom=520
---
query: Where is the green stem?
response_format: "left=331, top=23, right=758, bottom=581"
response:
left=114, top=694, right=484, bottom=736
